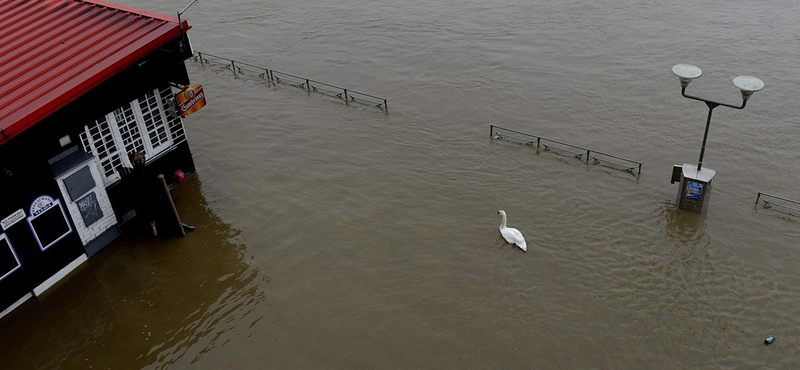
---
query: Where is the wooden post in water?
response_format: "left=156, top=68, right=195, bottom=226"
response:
left=158, top=174, right=185, bottom=237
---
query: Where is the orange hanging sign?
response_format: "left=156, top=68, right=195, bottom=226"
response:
left=176, top=85, right=206, bottom=117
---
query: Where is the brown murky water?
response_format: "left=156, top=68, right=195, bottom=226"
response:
left=3, top=0, right=800, bottom=368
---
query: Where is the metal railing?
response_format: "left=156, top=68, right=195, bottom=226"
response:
left=490, top=125, right=642, bottom=174
left=755, top=192, right=800, bottom=214
left=193, top=52, right=388, bottom=110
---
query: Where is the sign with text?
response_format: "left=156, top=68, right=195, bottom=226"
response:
left=30, top=195, right=56, bottom=217
left=176, top=85, right=206, bottom=117
left=77, top=192, right=103, bottom=226
left=1, top=209, right=25, bottom=230
left=685, top=181, right=704, bottom=202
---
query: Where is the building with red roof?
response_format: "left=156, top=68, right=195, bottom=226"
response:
left=0, top=0, right=201, bottom=318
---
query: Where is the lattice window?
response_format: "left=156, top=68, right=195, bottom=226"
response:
left=80, top=116, right=124, bottom=185
left=159, top=86, right=186, bottom=143
left=112, top=102, right=146, bottom=155
left=78, top=85, right=184, bottom=186
left=138, top=91, right=171, bottom=155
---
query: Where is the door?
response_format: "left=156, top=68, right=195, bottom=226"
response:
left=52, top=150, right=119, bottom=257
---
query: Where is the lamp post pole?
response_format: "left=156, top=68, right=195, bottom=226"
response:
left=680, top=86, right=747, bottom=171
left=670, top=64, right=763, bottom=213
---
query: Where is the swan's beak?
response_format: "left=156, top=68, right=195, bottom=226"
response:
left=496, top=211, right=499, bottom=215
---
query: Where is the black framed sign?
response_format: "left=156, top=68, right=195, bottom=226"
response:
left=76, top=192, right=103, bottom=226
left=0, top=233, right=21, bottom=281
left=63, top=166, right=96, bottom=201
left=26, top=196, right=72, bottom=251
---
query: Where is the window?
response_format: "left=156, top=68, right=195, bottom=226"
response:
left=79, top=86, right=186, bottom=186
left=138, top=90, right=172, bottom=155
left=113, top=102, right=146, bottom=155
left=81, top=115, right=124, bottom=184
left=0, top=233, right=21, bottom=281
left=160, top=86, right=186, bottom=144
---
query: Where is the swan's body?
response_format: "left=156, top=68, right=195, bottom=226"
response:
left=497, top=210, right=527, bottom=252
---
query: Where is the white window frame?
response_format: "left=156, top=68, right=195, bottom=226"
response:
left=108, top=103, right=146, bottom=165
left=132, top=89, right=174, bottom=157
left=79, top=86, right=185, bottom=186
left=80, top=117, right=125, bottom=185
left=0, top=233, right=22, bottom=282
left=26, top=198, right=73, bottom=252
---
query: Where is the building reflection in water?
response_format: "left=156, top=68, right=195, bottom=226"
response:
left=0, top=175, right=268, bottom=369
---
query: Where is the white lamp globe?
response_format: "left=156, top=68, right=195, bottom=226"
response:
left=672, top=64, right=703, bottom=88
left=733, top=76, right=764, bottom=100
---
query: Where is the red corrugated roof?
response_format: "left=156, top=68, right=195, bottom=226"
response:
left=0, top=0, right=190, bottom=146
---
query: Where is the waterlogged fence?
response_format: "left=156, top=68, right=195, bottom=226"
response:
left=490, top=125, right=642, bottom=174
left=755, top=192, right=800, bottom=214
left=193, top=52, right=388, bottom=110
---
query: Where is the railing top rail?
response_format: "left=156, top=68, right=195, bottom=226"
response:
left=493, top=126, right=588, bottom=151
left=270, top=69, right=309, bottom=82
left=194, top=52, right=388, bottom=104
left=758, top=192, right=800, bottom=206
left=589, top=150, right=642, bottom=166
left=342, top=89, right=385, bottom=101
left=491, top=125, right=642, bottom=166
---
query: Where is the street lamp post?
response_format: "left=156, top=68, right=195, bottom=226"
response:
left=669, top=64, right=763, bottom=213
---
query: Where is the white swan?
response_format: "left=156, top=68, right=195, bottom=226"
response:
left=497, top=210, right=527, bottom=252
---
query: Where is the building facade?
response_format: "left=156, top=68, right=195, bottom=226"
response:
left=0, top=0, right=199, bottom=317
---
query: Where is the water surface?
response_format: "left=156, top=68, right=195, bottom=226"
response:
left=3, top=0, right=800, bottom=368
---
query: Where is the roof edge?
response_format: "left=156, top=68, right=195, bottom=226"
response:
left=79, top=0, right=180, bottom=23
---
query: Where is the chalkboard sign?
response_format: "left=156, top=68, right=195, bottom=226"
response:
left=28, top=199, right=72, bottom=251
left=77, top=192, right=103, bottom=226
left=63, top=166, right=95, bottom=201
left=0, top=234, right=21, bottom=281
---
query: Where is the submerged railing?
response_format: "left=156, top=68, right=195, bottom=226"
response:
left=193, top=52, right=388, bottom=110
left=755, top=192, right=800, bottom=214
left=490, top=125, right=642, bottom=174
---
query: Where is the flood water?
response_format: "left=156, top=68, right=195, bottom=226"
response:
left=3, top=0, right=800, bottom=368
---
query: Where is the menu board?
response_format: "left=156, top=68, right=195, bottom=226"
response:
left=0, top=234, right=21, bottom=281
left=28, top=197, right=72, bottom=251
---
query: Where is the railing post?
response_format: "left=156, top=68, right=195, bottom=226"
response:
left=638, top=163, right=642, bottom=174
left=198, top=52, right=203, bottom=65
left=536, top=137, right=540, bottom=148
left=306, top=79, right=310, bottom=90
left=344, top=89, right=348, bottom=102
left=231, top=60, right=236, bottom=76
left=490, top=125, right=493, bottom=137
left=756, top=192, right=762, bottom=205
left=384, top=99, right=388, bottom=110
left=586, top=150, right=591, bottom=163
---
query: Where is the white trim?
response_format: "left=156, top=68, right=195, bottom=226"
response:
left=0, top=233, right=22, bottom=281
left=0, top=293, right=33, bottom=321
left=105, top=111, right=132, bottom=169
left=152, top=88, right=174, bottom=152
left=78, top=86, right=186, bottom=188
left=32, top=254, right=87, bottom=297
left=130, top=100, right=156, bottom=156
left=27, top=198, right=73, bottom=251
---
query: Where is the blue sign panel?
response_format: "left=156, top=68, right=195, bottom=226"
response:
left=686, top=181, right=704, bottom=202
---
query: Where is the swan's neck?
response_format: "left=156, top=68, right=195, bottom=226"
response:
left=499, top=212, right=507, bottom=229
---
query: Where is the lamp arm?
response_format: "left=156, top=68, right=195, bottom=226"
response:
left=681, top=87, right=746, bottom=110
